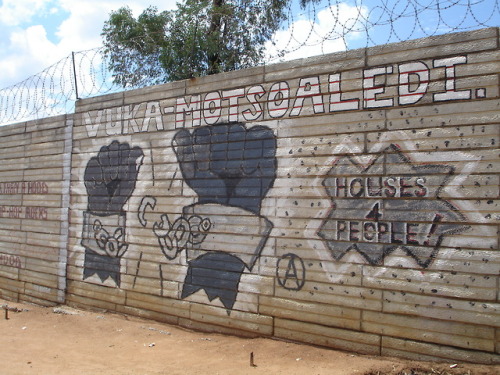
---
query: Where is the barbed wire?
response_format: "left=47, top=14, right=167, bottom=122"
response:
left=0, top=0, right=498, bottom=125
left=0, top=48, right=116, bottom=124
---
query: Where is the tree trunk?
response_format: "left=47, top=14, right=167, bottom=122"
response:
left=208, top=0, right=224, bottom=75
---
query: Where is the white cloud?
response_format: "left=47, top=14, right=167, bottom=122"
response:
left=0, top=0, right=178, bottom=88
left=267, top=2, right=368, bottom=62
left=0, top=0, right=180, bottom=123
left=0, top=0, right=365, bottom=96
left=10, top=25, right=58, bottom=60
left=56, top=0, right=178, bottom=51
left=0, top=25, right=60, bottom=85
left=0, top=0, right=52, bottom=26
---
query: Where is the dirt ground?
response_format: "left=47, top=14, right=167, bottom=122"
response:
left=1, top=298, right=498, bottom=375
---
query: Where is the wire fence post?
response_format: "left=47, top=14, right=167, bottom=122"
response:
left=71, top=52, right=80, bottom=100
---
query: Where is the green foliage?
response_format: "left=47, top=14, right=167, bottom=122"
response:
left=102, top=6, right=170, bottom=87
left=102, top=0, right=318, bottom=87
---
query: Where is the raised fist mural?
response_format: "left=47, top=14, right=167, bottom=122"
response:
left=82, top=140, right=144, bottom=285
left=172, top=123, right=276, bottom=214
left=173, top=123, right=276, bottom=309
left=139, top=122, right=277, bottom=310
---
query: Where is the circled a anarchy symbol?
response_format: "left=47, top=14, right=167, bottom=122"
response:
left=276, top=253, right=306, bottom=291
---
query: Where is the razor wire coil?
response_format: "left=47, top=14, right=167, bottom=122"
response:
left=0, top=0, right=498, bottom=125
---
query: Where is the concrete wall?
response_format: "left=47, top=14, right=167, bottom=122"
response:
left=0, top=115, right=72, bottom=306
left=1, top=28, right=499, bottom=363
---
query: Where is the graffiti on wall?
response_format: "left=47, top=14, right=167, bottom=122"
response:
left=276, top=253, right=306, bottom=291
left=318, top=144, right=470, bottom=268
left=0, top=254, right=23, bottom=268
left=77, top=53, right=489, bottom=310
left=81, top=55, right=485, bottom=138
left=138, top=122, right=277, bottom=310
left=79, top=131, right=478, bottom=307
left=0, top=181, right=50, bottom=220
left=81, top=140, right=144, bottom=286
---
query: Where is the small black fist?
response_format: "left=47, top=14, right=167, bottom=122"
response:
left=84, top=140, right=144, bottom=214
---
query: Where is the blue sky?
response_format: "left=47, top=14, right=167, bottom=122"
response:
left=0, top=0, right=498, bottom=90
left=0, top=0, right=179, bottom=88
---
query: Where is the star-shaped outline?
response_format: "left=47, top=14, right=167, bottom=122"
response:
left=318, top=144, right=470, bottom=268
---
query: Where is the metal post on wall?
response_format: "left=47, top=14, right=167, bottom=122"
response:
left=71, top=52, right=80, bottom=100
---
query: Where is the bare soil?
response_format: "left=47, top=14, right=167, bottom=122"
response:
left=1, top=298, right=498, bottom=375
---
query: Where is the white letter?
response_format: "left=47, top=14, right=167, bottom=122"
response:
left=398, top=61, right=429, bottom=105
left=105, top=108, right=121, bottom=136
left=268, top=81, right=289, bottom=118
left=83, top=111, right=101, bottom=138
left=433, top=56, right=471, bottom=101
left=290, top=77, right=324, bottom=116
left=222, top=88, right=245, bottom=122
left=203, top=92, right=222, bottom=125
left=122, top=104, right=141, bottom=134
left=176, top=95, right=201, bottom=127
left=329, top=73, right=359, bottom=112
left=363, top=66, right=394, bottom=108
left=143, top=101, right=164, bottom=131
left=243, top=85, right=265, bottom=121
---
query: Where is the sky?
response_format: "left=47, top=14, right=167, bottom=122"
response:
left=0, top=0, right=498, bottom=90
left=0, top=0, right=179, bottom=89
left=0, top=0, right=370, bottom=90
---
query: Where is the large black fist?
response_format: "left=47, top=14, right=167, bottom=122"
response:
left=172, top=123, right=277, bottom=215
left=84, top=140, right=144, bottom=214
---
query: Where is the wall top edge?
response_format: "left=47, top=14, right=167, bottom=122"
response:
left=74, top=27, right=499, bottom=111
left=0, top=113, right=71, bottom=132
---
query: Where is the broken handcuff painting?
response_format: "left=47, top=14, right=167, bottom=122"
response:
left=81, top=141, right=144, bottom=286
left=139, top=123, right=277, bottom=310
left=318, top=144, right=469, bottom=268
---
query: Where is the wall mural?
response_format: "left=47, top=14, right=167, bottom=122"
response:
left=79, top=129, right=474, bottom=310
left=136, top=122, right=277, bottom=310
left=318, top=144, right=470, bottom=268
left=81, top=140, right=144, bottom=286
left=78, top=52, right=484, bottom=311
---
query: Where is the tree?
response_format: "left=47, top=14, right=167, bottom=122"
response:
left=102, top=0, right=320, bottom=87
